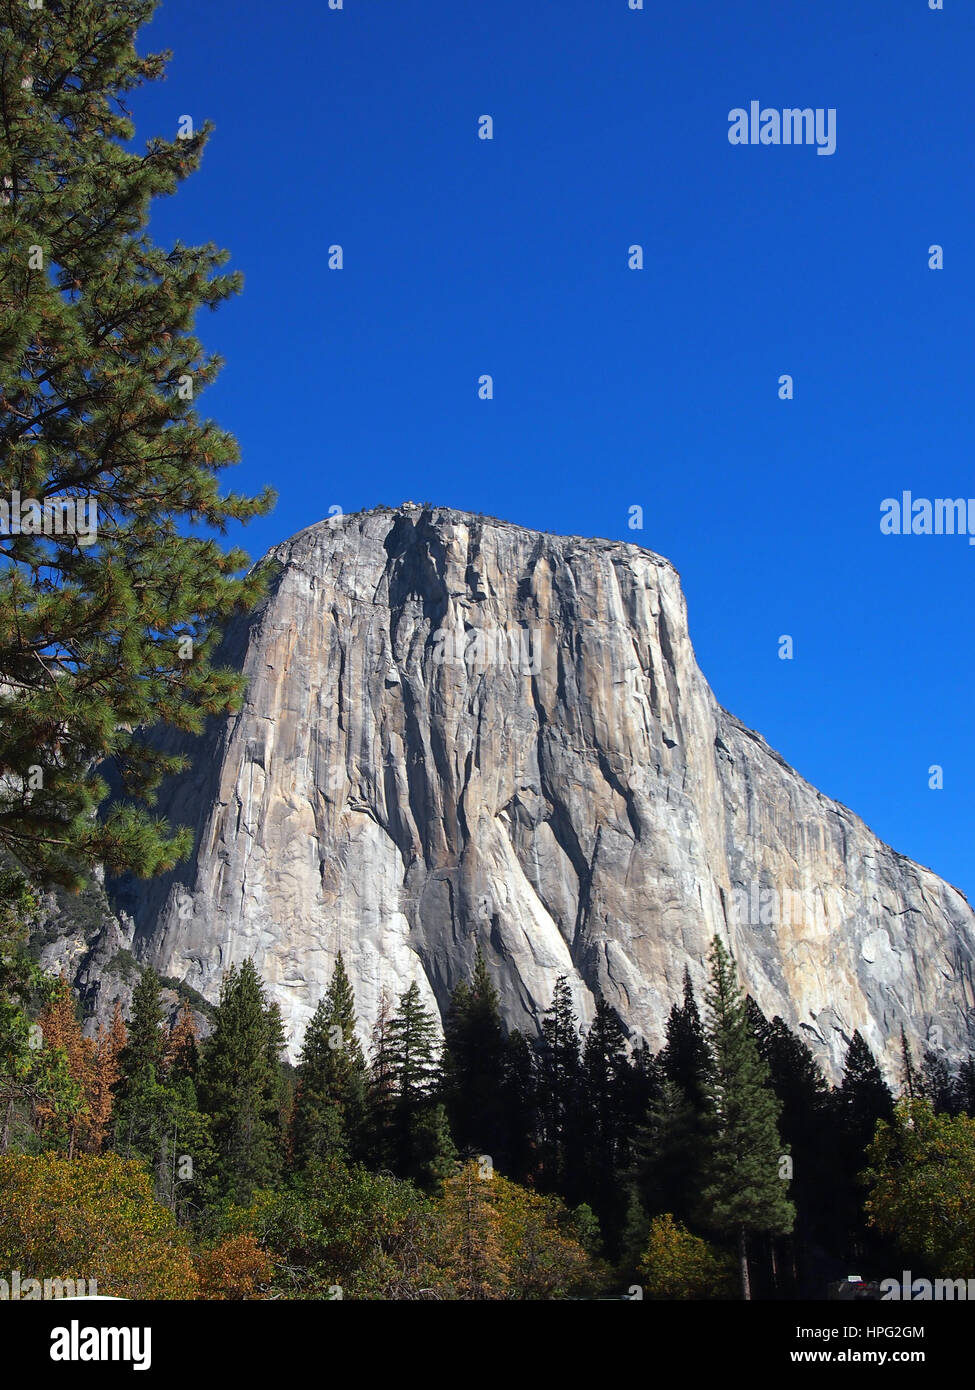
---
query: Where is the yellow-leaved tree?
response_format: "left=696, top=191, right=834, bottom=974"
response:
left=864, top=1098, right=975, bottom=1278
left=0, top=1152, right=198, bottom=1298
left=639, top=1212, right=736, bottom=1299
left=438, top=1159, right=597, bottom=1299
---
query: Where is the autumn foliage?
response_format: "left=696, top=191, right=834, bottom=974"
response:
left=0, top=1152, right=198, bottom=1298
left=195, top=1234, right=273, bottom=1300
left=639, top=1213, right=736, bottom=1300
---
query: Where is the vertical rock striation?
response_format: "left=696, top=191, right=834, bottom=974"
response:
left=104, top=505, right=975, bottom=1074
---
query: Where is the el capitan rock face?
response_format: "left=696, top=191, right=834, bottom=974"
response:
left=104, top=505, right=975, bottom=1073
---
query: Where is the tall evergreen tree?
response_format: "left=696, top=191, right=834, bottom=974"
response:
left=111, top=967, right=180, bottom=1173
left=536, top=975, right=584, bottom=1197
left=921, top=1047, right=956, bottom=1115
left=836, top=1031, right=895, bottom=1153
left=499, top=1028, right=537, bottom=1185
left=830, top=1029, right=895, bottom=1261
left=197, top=959, right=283, bottom=1202
left=388, top=981, right=441, bottom=1106
left=747, top=1000, right=832, bottom=1292
left=441, top=950, right=506, bottom=1163
left=698, top=938, right=794, bottom=1298
left=364, top=990, right=397, bottom=1170
left=898, top=1025, right=923, bottom=1101
left=956, top=1055, right=975, bottom=1118
left=291, top=952, right=367, bottom=1167
left=659, top=968, right=711, bottom=1107
left=0, top=0, right=274, bottom=885
left=384, top=981, right=450, bottom=1184
left=117, top=967, right=164, bottom=1095
left=631, top=1073, right=703, bottom=1228
left=581, top=997, right=634, bottom=1239
left=630, top=982, right=708, bottom=1234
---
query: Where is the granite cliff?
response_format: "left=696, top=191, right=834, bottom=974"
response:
left=74, top=505, right=974, bottom=1075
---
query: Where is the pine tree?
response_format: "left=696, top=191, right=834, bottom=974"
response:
left=499, top=1028, right=537, bottom=1185
left=385, top=981, right=449, bottom=1182
left=659, top=968, right=711, bottom=1107
left=0, top=0, right=274, bottom=885
left=697, top=938, right=794, bottom=1298
left=441, top=950, right=506, bottom=1163
left=629, top=982, right=708, bottom=1234
left=111, top=967, right=172, bottom=1165
left=618, top=1187, right=651, bottom=1278
left=197, top=960, right=283, bottom=1202
left=364, top=990, right=397, bottom=1170
left=631, top=1074, right=703, bottom=1227
left=831, top=1030, right=895, bottom=1261
left=956, top=1055, right=975, bottom=1117
left=747, top=1001, right=833, bottom=1292
left=836, top=1031, right=895, bottom=1152
left=626, top=1039, right=663, bottom=1144
left=388, top=981, right=441, bottom=1105
left=921, top=1048, right=957, bottom=1115
left=581, top=997, right=634, bottom=1239
left=118, top=967, right=165, bottom=1093
left=899, top=1025, right=923, bottom=1101
left=409, top=1101, right=458, bottom=1190
left=536, top=975, right=584, bottom=1195
left=291, top=952, right=368, bottom=1167
left=583, top=998, right=632, bottom=1167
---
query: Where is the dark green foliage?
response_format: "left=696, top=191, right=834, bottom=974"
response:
left=827, top=1029, right=896, bottom=1263
left=631, top=975, right=709, bottom=1232
left=118, top=967, right=164, bottom=1091
left=956, top=1055, right=975, bottom=1117
left=110, top=967, right=213, bottom=1214
left=441, top=951, right=506, bottom=1164
left=659, top=968, right=711, bottom=1106
left=197, top=960, right=284, bottom=1203
left=580, top=997, right=635, bottom=1243
left=407, top=1101, right=457, bottom=1189
left=618, top=1186, right=650, bottom=1278
left=0, top=0, right=274, bottom=886
left=899, top=1025, right=923, bottom=1101
left=631, top=1075, right=703, bottom=1227
left=291, top=953, right=367, bottom=1167
left=0, top=867, right=71, bottom=1153
left=366, top=981, right=454, bottom=1187
left=499, top=1028, right=537, bottom=1185
left=698, top=938, right=794, bottom=1296
left=536, top=975, right=584, bottom=1195
left=112, top=966, right=166, bottom=1160
left=747, top=999, right=835, bottom=1291
left=921, top=1047, right=957, bottom=1115
left=388, top=982, right=440, bottom=1106
left=836, top=1030, right=895, bottom=1153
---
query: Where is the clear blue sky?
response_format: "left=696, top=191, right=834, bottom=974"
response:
left=131, top=0, right=974, bottom=900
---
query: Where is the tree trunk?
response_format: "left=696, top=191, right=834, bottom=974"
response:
left=1, top=1093, right=13, bottom=1155
left=738, top=1227, right=751, bottom=1300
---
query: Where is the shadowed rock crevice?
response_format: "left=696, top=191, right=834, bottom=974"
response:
left=78, top=504, right=975, bottom=1076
